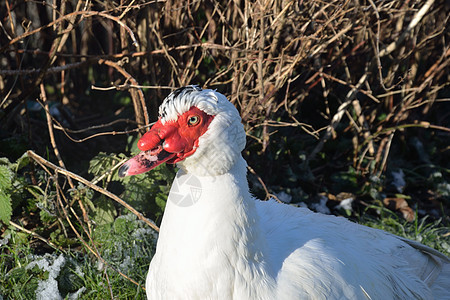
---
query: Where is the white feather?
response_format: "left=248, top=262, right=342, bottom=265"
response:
left=145, top=87, right=450, bottom=300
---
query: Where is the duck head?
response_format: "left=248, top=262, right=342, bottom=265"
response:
left=119, top=86, right=246, bottom=177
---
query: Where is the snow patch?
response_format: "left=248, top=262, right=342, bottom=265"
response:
left=297, top=202, right=308, bottom=208
left=68, top=287, right=86, bottom=300
left=336, top=197, right=354, bottom=211
left=27, top=254, right=65, bottom=300
left=311, top=195, right=330, bottom=214
left=410, top=137, right=430, bottom=163
left=274, top=191, right=292, bottom=203
left=436, top=182, right=450, bottom=197
left=96, top=259, right=105, bottom=271
left=391, top=169, right=406, bottom=193
left=25, top=254, right=84, bottom=300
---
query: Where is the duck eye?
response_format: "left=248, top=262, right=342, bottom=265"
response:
left=188, top=115, right=200, bottom=126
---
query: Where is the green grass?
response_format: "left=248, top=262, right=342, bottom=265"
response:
left=1, top=150, right=449, bottom=299
left=359, top=206, right=450, bottom=255
left=0, top=214, right=155, bottom=300
left=1, top=207, right=448, bottom=299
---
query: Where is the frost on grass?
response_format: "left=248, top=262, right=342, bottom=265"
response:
left=95, top=213, right=158, bottom=277
left=436, top=182, right=450, bottom=197
left=25, top=253, right=84, bottom=300
left=0, top=233, right=10, bottom=246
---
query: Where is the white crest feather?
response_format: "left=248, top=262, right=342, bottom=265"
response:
left=158, top=85, right=247, bottom=176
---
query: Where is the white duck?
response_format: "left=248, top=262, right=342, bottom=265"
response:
left=119, top=86, right=450, bottom=300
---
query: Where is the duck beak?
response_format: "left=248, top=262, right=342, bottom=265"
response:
left=118, top=142, right=176, bottom=177
left=119, top=119, right=179, bottom=177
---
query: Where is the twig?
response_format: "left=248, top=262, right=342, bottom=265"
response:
left=359, top=122, right=450, bottom=152
left=98, top=59, right=149, bottom=132
left=34, top=98, right=151, bottom=143
left=54, top=118, right=137, bottom=133
left=3, top=42, right=251, bottom=59
left=53, top=126, right=152, bottom=143
left=378, top=0, right=435, bottom=57
left=247, top=165, right=281, bottom=203
left=308, top=24, right=353, bottom=58
left=9, top=221, right=63, bottom=251
left=41, top=86, right=93, bottom=237
left=91, top=84, right=175, bottom=91
left=0, top=61, right=89, bottom=76
left=1, top=10, right=139, bottom=53
left=318, top=72, right=380, bottom=103
left=90, top=158, right=128, bottom=186
left=151, top=26, right=180, bottom=82
left=27, top=150, right=160, bottom=233
left=54, top=184, right=143, bottom=290
left=378, top=131, right=395, bottom=177
left=367, top=0, right=389, bottom=91
left=308, top=73, right=368, bottom=161
left=40, top=84, right=75, bottom=189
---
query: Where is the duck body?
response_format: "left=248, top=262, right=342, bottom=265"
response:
left=119, top=86, right=450, bottom=300
left=146, top=158, right=449, bottom=300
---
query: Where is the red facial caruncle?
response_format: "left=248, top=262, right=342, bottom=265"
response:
left=118, top=107, right=214, bottom=177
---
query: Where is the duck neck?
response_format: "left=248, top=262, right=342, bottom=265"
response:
left=154, top=156, right=270, bottom=295
left=160, top=156, right=263, bottom=254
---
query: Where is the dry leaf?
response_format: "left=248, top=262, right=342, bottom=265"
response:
left=383, top=197, right=415, bottom=222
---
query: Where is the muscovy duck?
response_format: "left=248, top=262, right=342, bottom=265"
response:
left=119, top=86, right=450, bottom=300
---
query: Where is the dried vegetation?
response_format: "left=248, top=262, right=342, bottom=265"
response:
left=0, top=0, right=449, bottom=296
